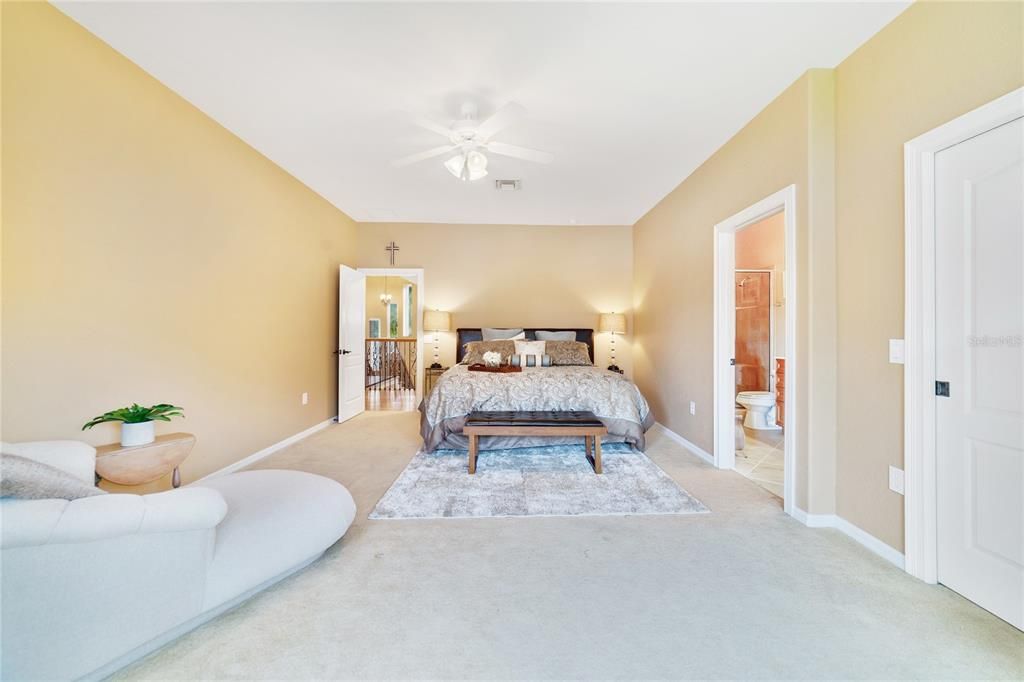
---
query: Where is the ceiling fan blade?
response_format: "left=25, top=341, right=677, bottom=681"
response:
left=486, top=141, right=554, bottom=164
left=391, top=145, right=457, bottom=168
left=413, top=117, right=453, bottom=139
left=476, top=102, right=526, bottom=140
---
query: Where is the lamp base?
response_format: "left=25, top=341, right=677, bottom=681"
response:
left=606, top=364, right=621, bottom=372
left=429, top=362, right=443, bottom=369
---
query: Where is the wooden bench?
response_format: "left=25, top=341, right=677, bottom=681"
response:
left=462, top=410, right=608, bottom=474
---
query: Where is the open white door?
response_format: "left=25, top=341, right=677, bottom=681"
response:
left=338, top=265, right=366, bottom=423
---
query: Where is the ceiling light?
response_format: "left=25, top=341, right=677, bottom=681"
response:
left=444, top=151, right=488, bottom=182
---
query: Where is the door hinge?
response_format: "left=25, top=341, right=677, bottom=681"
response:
left=729, top=358, right=736, bottom=366
left=935, top=381, right=950, bottom=397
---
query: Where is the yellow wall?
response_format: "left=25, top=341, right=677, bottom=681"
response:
left=833, top=0, right=1024, bottom=549
left=633, top=1, right=1023, bottom=548
left=0, top=3, right=358, bottom=481
left=357, top=223, right=633, bottom=374
left=633, top=70, right=838, bottom=513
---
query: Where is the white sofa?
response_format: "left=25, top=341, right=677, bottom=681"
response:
left=0, top=440, right=356, bottom=681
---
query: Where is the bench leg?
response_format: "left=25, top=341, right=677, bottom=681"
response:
left=593, top=436, right=603, bottom=474
left=468, top=434, right=478, bottom=474
left=585, top=435, right=592, bottom=461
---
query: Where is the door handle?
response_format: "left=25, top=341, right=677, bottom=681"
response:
left=335, top=349, right=352, bottom=355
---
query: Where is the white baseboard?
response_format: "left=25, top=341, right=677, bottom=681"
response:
left=197, top=418, right=336, bottom=482
left=654, top=422, right=715, bottom=465
left=791, top=507, right=905, bottom=569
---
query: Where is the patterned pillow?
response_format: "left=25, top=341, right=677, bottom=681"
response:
left=462, top=340, right=515, bottom=365
left=0, top=454, right=107, bottom=500
left=511, top=354, right=552, bottom=367
left=544, top=340, right=592, bottom=366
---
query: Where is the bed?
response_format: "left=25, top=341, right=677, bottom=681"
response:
left=419, top=328, right=655, bottom=452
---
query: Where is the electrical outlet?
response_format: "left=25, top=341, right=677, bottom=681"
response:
left=889, top=465, right=905, bottom=495
left=301, top=392, right=309, bottom=406
left=689, top=401, right=696, bottom=416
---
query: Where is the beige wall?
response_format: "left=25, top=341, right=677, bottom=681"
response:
left=736, top=212, right=786, bottom=357
left=1, top=3, right=357, bottom=482
left=364, top=275, right=417, bottom=338
left=356, top=223, right=633, bottom=374
left=634, top=1, right=1023, bottom=549
left=833, top=1, right=1024, bottom=549
left=633, top=70, right=835, bottom=513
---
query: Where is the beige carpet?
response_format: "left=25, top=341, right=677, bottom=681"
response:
left=111, top=411, right=1024, bottom=680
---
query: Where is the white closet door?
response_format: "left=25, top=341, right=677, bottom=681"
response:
left=935, top=116, right=1024, bottom=630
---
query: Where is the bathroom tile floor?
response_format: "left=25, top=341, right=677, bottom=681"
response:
left=735, top=425, right=784, bottom=500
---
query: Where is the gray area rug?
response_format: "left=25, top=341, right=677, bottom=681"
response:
left=369, top=443, right=709, bottom=519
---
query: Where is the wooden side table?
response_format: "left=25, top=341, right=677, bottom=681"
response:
left=425, top=366, right=448, bottom=395
left=96, top=432, right=195, bottom=492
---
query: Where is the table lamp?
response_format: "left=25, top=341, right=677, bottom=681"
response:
left=423, top=310, right=451, bottom=369
left=598, top=312, right=626, bottom=372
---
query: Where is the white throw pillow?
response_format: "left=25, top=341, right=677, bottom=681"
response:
left=514, top=340, right=546, bottom=362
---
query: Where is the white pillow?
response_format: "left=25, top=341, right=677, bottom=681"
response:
left=481, top=328, right=525, bottom=341
left=514, top=340, right=546, bottom=360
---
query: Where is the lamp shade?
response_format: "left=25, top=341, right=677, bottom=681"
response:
left=598, top=312, right=626, bottom=334
left=423, top=310, right=451, bottom=332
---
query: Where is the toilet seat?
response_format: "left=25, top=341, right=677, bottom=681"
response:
left=736, top=391, right=775, bottom=405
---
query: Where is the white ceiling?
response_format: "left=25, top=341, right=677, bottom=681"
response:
left=56, top=1, right=908, bottom=226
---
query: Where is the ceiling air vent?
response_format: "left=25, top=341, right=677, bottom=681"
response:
left=495, top=179, right=521, bottom=192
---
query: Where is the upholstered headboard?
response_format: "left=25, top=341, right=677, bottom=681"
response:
left=456, top=328, right=595, bottom=364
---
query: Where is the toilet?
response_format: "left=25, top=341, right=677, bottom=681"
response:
left=736, top=391, right=779, bottom=430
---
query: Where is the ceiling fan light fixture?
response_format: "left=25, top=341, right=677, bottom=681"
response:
left=444, top=153, right=465, bottom=179
left=444, top=150, right=488, bottom=182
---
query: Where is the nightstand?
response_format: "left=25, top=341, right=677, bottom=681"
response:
left=425, top=366, right=448, bottom=395
left=95, top=432, right=195, bottom=493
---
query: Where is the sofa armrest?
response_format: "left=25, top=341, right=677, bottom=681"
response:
left=1, top=487, right=227, bottom=549
left=0, top=440, right=97, bottom=484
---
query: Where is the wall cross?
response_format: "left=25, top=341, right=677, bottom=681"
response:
left=385, top=240, right=400, bottom=266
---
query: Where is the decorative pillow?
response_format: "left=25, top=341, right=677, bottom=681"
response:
left=462, top=340, right=515, bottom=365
left=513, top=339, right=546, bottom=357
left=512, top=340, right=546, bottom=368
left=0, top=454, right=107, bottom=500
left=481, top=328, right=526, bottom=341
left=534, top=330, right=577, bottom=341
left=511, top=354, right=552, bottom=368
left=544, top=340, right=592, bottom=366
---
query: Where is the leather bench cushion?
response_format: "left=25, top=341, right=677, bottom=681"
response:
left=465, top=410, right=603, bottom=427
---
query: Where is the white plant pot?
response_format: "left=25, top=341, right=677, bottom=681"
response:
left=121, top=421, right=155, bottom=447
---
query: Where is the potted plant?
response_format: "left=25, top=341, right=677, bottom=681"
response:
left=82, top=403, right=185, bottom=447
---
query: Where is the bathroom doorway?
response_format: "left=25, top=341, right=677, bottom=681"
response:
left=713, top=186, right=796, bottom=515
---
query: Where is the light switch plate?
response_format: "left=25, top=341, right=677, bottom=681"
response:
left=301, top=392, right=309, bottom=405
left=689, top=401, right=696, bottom=415
left=889, top=339, right=905, bottom=364
left=889, top=465, right=905, bottom=495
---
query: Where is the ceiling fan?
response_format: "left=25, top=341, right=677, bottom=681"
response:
left=391, top=102, right=554, bottom=182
